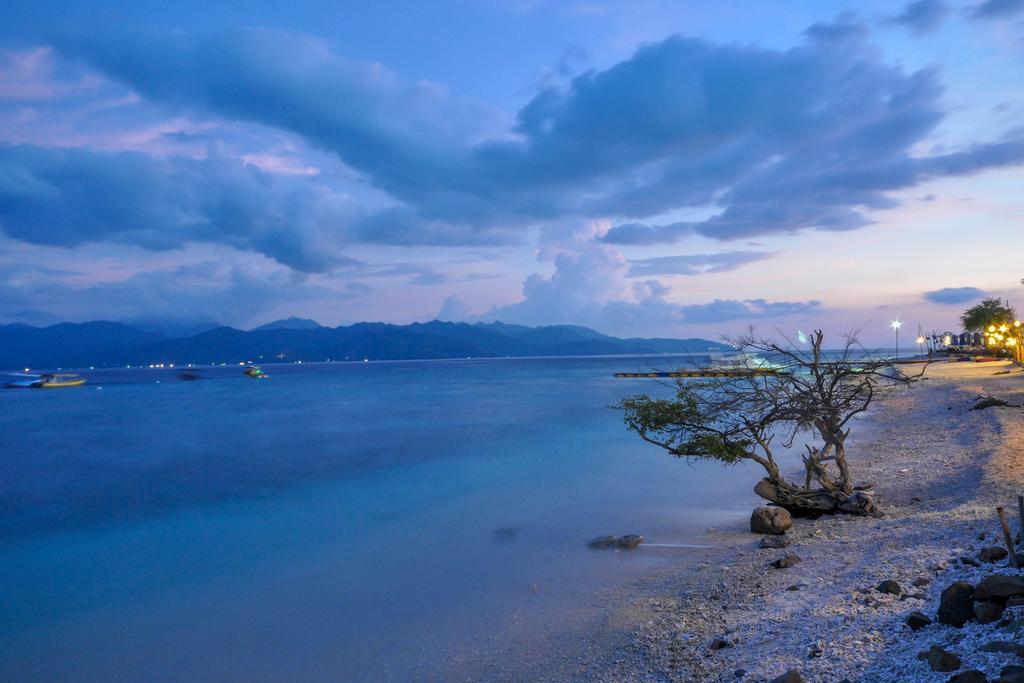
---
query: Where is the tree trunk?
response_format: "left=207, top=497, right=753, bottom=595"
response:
left=754, top=478, right=881, bottom=517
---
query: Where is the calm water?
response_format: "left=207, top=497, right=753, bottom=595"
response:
left=0, top=356, right=774, bottom=681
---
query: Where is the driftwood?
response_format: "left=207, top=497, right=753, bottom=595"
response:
left=971, top=394, right=1016, bottom=410
left=997, top=506, right=1020, bottom=569
left=755, top=478, right=882, bottom=518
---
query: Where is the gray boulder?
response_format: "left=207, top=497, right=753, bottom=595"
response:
left=975, top=575, right=1024, bottom=601
left=751, top=506, right=792, bottom=535
left=975, top=600, right=1005, bottom=624
left=906, top=611, right=932, bottom=630
left=938, top=581, right=976, bottom=627
left=979, top=547, right=1008, bottom=563
left=925, top=645, right=961, bottom=673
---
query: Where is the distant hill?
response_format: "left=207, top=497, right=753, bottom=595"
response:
left=0, top=320, right=732, bottom=370
left=253, top=317, right=323, bottom=331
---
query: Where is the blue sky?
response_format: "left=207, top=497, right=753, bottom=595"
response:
left=1, top=0, right=1022, bottom=343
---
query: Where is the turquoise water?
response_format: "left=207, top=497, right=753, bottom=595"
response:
left=0, top=356, right=772, bottom=681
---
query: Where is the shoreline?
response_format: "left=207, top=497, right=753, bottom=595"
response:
left=577, top=360, right=1024, bottom=682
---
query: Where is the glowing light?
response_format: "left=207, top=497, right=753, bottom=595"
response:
left=999, top=324, right=1009, bottom=333
left=1016, top=320, right=1022, bottom=328
left=916, top=336, right=925, bottom=344
left=944, top=335, right=952, bottom=345
left=23, top=367, right=29, bottom=372
left=988, top=325, right=996, bottom=333
left=890, top=320, right=902, bottom=329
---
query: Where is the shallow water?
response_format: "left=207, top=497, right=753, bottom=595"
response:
left=0, top=356, right=773, bottom=681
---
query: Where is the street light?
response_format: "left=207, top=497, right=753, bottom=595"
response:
left=891, top=320, right=902, bottom=361
left=916, top=335, right=926, bottom=357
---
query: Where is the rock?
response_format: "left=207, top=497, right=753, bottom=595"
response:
left=587, top=534, right=644, bottom=549
left=975, top=600, right=1006, bottom=624
left=786, top=584, right=804, bottom=591
left=981, top=641, right=1024, bottom=658
left=938, top=581, right=976, bottom=627
left=961, top=556, right=981, bottom=567
left=979, top=547, right=1009, bottom=563
left=759, top=535, right=791, bottom=549
left=710, top=638, right=732, bottom=650
left=734, top=670, right=746, bottom=680
left=948, top=671, right=987, bottom=683
left=913, top=575, right=932, bottom=588
left=616, top=534, right=644, bottom=549
left=925, top=645, right=961, bottom=673
left=772, top=554, right=802, bottom=569
left=975, top=575, right=1024, bottom=601
left=877, top=580, right=903, bottom=595
left=751, top=506, right=792, bottom=535
left=906, top=611, right=932, bottom=630
left=1001, top=665, right=1024, bottom=683
left=769, top=670, right=804, bottom=683
left=588, top=535, right=618, bottom=549
left=901, top=592, right=927, bottom=601
left=808, top=640, right=824, bottom=658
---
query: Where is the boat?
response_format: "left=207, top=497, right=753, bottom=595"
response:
left=2, top=373, right=86, bottom=388
left=244, top=365, right=268, bottom=379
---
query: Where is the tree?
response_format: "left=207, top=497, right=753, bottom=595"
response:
left=618, top=330, right=923, bottom=517
left=961, top=298, right=1016, bottom=332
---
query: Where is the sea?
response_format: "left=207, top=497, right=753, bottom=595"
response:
left=0, top=355, right=791, bottom=681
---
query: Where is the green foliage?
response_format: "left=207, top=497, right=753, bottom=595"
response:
left=619, top=392, right=752, bottom=464
left=961, top=298, right=1016, bottom=332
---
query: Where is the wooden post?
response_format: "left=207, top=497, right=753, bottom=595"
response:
left=1018, top=494, right=1024, bottom=550
left=998, top=506, right=1019, bottom=568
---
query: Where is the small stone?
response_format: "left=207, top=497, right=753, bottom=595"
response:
left=734, top=670, right=746, bottom=680
left=906, top=611, right=932, bottom=630
left=710, top=638, right=732, bottom=650
left=587, top=535, right=618, bottom=549
left=877, top=580, right=902, bottom=595
left=938, top=581, right=976, bottom=627
left=616, top=534, right=644, bottom=549
left=751, top=506, right=793, bottom=535
left=975, top=575, right=1024, bottom=601
left=786, top=584, right=803, bottom=591
left=979, top=547, right=1009, bottom=563
left=913, top=575, right=932, bottom=588
left=772, top=554, right=801, bottom=569
left=934, top=560, right=949, bottom=571
left=948, top=670, right=987, bottom=683
left=925, top=645, right=961, bottom=673
left=759, top=535, right=791, bottom=549
left=975, top=600, right=1005, bottom=624
left=980, top=640, right=1024, bottom=658
left=808, top=640, right=824, bottom=658
left=961, top=556, right=981, bottom=567
left=769, top=670, right=804, bottom=683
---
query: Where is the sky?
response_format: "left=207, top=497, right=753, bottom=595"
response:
left=0, top=0, right=1022, bottom=344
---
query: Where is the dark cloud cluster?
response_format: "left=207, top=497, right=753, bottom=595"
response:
left=885, top=0, right=950, bottom=34
left=970, top=0, right=1024, bottom=20
left=922, top=286, right=986, bottom=304
left=50, top=19, right=1024, bottom=252
left=0, top=145, right=359, bottom=271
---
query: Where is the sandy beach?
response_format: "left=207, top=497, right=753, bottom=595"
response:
left=580, top=359, right=1024, bottom=682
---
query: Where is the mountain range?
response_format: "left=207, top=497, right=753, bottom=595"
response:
left=0, top=319, right=732, bottom=370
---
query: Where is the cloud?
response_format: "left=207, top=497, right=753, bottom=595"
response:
left=922, top=286, right=986, bottom=304
left=969, top=0, right=1024, bottom=20
left=884, top=0, right=950, bottom=34
left=53, top=20, right=1024, bottom=248
left=458, top=223, right=820, bottom=334
left=0, top=261, right=364, bottom=327
left=0, top=144, right=359, bottom=272
left=626, top=251, right=773, bottom=277
left=678, top=298, right=822, bottom=324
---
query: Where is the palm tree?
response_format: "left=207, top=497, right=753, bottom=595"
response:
left=961, top=298, right=1016, bottom=331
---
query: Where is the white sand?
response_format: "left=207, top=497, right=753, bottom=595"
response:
left=581, top=360, right=1024, bottom=682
